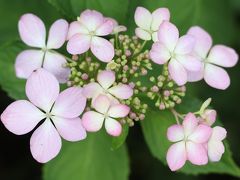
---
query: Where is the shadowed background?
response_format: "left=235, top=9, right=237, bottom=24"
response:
left=0, top=0, right=239, bottom=179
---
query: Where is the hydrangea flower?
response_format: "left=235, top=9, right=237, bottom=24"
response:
left=67, top=10, right=114, bottom=62
left=1, top=68, right=87, bottom=163
left=83, top=70, right=133, bottom=104
left=187, top=26, right=239, bottom=89
left=207, top=126, right=227, bottom=162
left=199, top=109, right=217, bottom=126
left=82, top=95, right=130, bottom=136
left=134, top=7, right=170, bottom=41
left=16, top=13, right=70, bottom=83
left=167, top=113, right=212, bottom=171
left=150, top=21, right=201, bottom=85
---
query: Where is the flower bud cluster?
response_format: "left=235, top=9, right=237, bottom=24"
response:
left=108, top=35, right=152, bottom=83
left=66, top=56, right=100, bottom=86
left=146, top=65, right=186, bottom=110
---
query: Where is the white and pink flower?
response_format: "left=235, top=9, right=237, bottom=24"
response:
left=150, top=21, right=201, bottom=85
left=167, top=113, right=212, bottom=171
left=187, top=26, right=238, bottom=90
left=134, top=7, right=170, bottom=42
left=1, top=68, right=87, bottom=163
left=82, top=95, right=130, bottom=136
left=16, top=13, right=70, bottom=83
left=83, top=70, right=133, bottom=104
left=67, top=10, right=115, bottom=62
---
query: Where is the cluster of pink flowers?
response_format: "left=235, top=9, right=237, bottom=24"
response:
left=0, top=6, right=238, bottom=172
left=167, top=110, right=226, bottom=171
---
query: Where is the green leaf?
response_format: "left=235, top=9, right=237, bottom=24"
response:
left=141, top=98, right=240, bottom=177
left=43, top=131, right=129, bottom=180
left=0, top=41, right=26, bottom=99
left=127, top=0, right=236, bottom=44
left=111, top=124, right=129, bottom=150
left=48, top=0, right=129, bottom=23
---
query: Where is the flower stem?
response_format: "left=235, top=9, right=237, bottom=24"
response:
left=170, top=108, right=184, bottom=125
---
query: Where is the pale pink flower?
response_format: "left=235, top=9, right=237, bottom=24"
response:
left=187, top=26, right=238, bottom=90
left=167, top=113, right=212, bottom=171
left=134, top=7, right=170, bottom=41
left=83, top=70, right=133, bottom=104
left=16, top=13, right=70, bottom=83
left=67, top=10, right=114, bottom=62
left=150, top=21, right=201, bottom=85
left=207, top=126, right=227, bottom=162
left=1, top=68, right=87, bottom=163
left=82, top=95, right=130, bottom=136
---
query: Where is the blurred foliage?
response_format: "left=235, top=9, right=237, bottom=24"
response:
left=0, top=0, right=239, bottom=180
left=44, top=131, right=129, bottom=180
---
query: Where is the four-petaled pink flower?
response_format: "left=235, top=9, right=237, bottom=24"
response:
left=207, top=126, right=227, bottom=162
left=187, top=26, right=238, bottom=89
left=1, top=68, right=87, bottom=163
left=150, top=21, right=201, bottom=85
left=16, top=13, right=70, bottom=83
left=83, top=70, right=133, bottom=104
left=67, top=10, right=114, bottom=62
left=167, top=113, right=212, bottom=171
left=134, top=7, right=170, bottom=42
left=82, top=95, right=130, bottom=136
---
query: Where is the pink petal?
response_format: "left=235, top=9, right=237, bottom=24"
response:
left=183, top=113, right=198, bottom=136
left=135, top=28, right=151, bottom=41
left=208, top=126, right=226, bottom=162
left=95, top=19, right=114, bottom=36
left=210, top=126, right=227, bottom=141
left=208, top=45, right=238, bottom=67
left=151, top=8, right=170, bottom=31
left=15, top=50, right=43, bottom=79
left=82, top=82, right=103, bottom=98
left=168, top=59, right=187, bottom=86
left=166, top=142, right=187, bottom=171
left=26, top=68, right=59, bottom=112
left=174, top=35, right=195, bottom=55
left=30, top=119, right=62, bottom=163
left=1, top=100, right=45, bottom=135
left=43, top=52, right=70, bottom=83
left=187, top=62, right=204, bottom=82
left=186, top=142, right=208, bottom=165
left=176, top=54, right=201, bottom=72
left=47, top=19, right=68, bottom=49
left=108, top=104, right=130, bottom=118
left=204, top=64, right=230, bottom=90
left=97, top=70, right=115, bottom=89
left=67, top=21, right=89, bottom=40
left=149, top=42, right=171, bottom=64
left=18, top=13, right=46, bottom=48
left=81, top=111, right=104, bottom=132
left=134, top=7, right=152, bottom=30
left=158, top=21, right=179, bottom=52
left=90, top=36, right=114, bottom=62
left=188, top=124, right=212, bottom=143
left=51, top=87, right=86, bottom=118
left=52, top=116, right=86, bottom=141
left=208, top=141, right=225, bottom=162
left=108, top=84, right=133, bottom=99
left=187, top=26, right=212, bottom=58
left=67, top=34, right=91, bottom=55
left=92, top=95, right=111, bottom=114
left=167, top=125, right=184, bottom=142
left=105, top=117, right=122, bottom=136
left=79, top=10, right=104, bottom=31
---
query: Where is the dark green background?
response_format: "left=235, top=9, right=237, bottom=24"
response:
left=0, top=0, right=239, bottom=179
